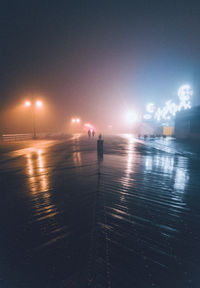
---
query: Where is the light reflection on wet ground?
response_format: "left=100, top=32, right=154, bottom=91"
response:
left=0, top=135, right=200, bottom=287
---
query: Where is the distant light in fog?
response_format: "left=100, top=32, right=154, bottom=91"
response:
left=36, top=100, right=43, bottom=108
left=84, top=123, right=92, bottom=128
left=125, top=111, right=139, bottom=124
left=25, top=101, right=31, bottom=107
left=84, top=123, right=95, bottom=131
left=72, top=118, right=80, bottom=123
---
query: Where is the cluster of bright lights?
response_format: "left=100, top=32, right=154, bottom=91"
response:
left=25, top=100, right=43, bottom=108
left=72, top=118, right=80, bottom=123
left=154, top=100, right=178, bottom=122
left=144, top=85, right=192, bottom=122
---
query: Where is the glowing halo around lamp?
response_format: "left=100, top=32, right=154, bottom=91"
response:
left=72, top=118, right=81, bottom=123
left=36, top=100, right=43, bottom=108
left=25, top=101, right=31, bottom=107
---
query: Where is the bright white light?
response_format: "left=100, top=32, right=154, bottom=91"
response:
left=178, top=85, right=192, bottom=109
left=72, top=118, right=76, bottom=123
left=76, top=118, right=80, bottom=123
left=146, top=103, right=155, bottom=113
left=178, top=85, right=192, bottom=110
left=25, top=101, right=31, bottom=107
left=125, top=111, right=138, bottom=124
left=178, top=85, right=192, bottom=102
left=143, top=114, right=152, bottom=120
left=36, top=100, right=43, bottom=108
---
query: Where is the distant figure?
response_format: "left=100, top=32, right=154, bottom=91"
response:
left=97, top=134, right=104, bottom=158
left=92, top=130, right=95, bottom=137
left=88, top=130, right=91, bottom=137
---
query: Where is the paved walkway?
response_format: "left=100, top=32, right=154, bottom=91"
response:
left=0, top=135, right=200, bottom=287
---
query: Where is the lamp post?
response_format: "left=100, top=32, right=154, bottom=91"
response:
left=24, top=99, right=43, bottom=139
left=71, top=118, right=80, bottom=123
left=71, top=117, right=81, bottom=133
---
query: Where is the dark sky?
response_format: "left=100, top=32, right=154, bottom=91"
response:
left=1, top=0, right=200, bottom=132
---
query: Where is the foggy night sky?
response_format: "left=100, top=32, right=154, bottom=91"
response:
left=1, top=0, right=200, bottom=133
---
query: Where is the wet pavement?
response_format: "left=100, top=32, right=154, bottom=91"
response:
left=0, top=134, right=200, bottom=287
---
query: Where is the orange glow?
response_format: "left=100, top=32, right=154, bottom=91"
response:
left=25, top=101, right=31, bottom=107
left=36, top=100, right=43, bottom=108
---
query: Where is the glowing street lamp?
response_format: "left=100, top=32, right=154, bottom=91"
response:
left=71, top=117, right=81, bottom=123
left=25, top=100, right=31, bottom=107
left=36, top=100, right=43, bottom=108
left=24, top=99, right=43, bottom=139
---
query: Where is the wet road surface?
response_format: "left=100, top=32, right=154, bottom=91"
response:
left=0, top=135, right=200, bottom=287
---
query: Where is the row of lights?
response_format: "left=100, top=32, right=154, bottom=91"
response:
left=25, top=100, right=43, bottom=108
left=72, top=118, right=80, bottom=123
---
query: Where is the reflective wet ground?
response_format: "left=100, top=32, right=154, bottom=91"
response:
left=0, top=135, right=200, bottom=287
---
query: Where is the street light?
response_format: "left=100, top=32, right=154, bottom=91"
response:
left=25, top=100, right=31, bottom=107
left=36, top=100, right=43, bottom=108
left=24, top=99, right=43, bottom=139
left=71, top=118, right=81, bottom=123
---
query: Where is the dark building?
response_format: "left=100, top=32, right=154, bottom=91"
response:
left=175, top=106, right=200, bottom=139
